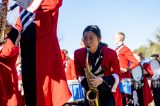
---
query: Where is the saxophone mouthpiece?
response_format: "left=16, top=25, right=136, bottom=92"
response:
left=86, top=48, right=90, bottom=52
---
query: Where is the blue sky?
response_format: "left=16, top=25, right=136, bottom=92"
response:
left=7, top=0, right=160, bottom=57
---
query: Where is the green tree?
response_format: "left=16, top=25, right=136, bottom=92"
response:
left=133, top=46, right=147, bottom=55
left=133, top=28, right=160, bottom=57
left=155, top=28, right=160, bottom=42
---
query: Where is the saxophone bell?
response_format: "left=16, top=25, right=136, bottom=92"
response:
left=86, top=88, right=99, bottom=101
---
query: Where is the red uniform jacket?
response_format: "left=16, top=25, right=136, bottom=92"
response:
left=142, top=63, right=154, bottom=106
left=65, top=59, right=77, bottom=80
left=0, top=72, right=7, bottom=105
left=0, top=39, right=19, bottom=106
left=14, top=0, right=71, bottom=106
left=116, top=45, right=139, bottom=78
left=74, top=46, right=122, bottom=106
left=61, top=50, right=77, bottom=80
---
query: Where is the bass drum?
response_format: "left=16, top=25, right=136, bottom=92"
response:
left=150, top=59, right=160, bottom=80
left=131, top=65, right=143, bottom=82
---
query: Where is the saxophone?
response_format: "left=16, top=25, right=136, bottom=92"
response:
left=0, top=0, right=8, bottom=44
left=85, top=48, right=99, bottom=106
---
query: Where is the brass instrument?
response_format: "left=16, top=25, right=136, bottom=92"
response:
left=85, top=48, right=99, bottom=106
left=0, top=0, right=8, bottom=44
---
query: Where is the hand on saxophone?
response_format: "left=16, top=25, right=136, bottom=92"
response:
left=90, top=76, right=103, bottom=88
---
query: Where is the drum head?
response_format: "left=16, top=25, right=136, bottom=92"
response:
left=131, top=65, right=143, bottom=82
left=150, top=59, right=160, bottom=80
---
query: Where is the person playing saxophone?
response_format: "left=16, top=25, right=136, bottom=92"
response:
left=74, top=25, right=122, bottom=106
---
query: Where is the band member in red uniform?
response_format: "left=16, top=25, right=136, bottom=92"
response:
left=150, top=54, right=160, bottom=106
left=7, top=0, right=71, bottom=105
left=61, top=49, right=77, bottom=80
left=133, top=53, right=154, bottom=106
left=0, top=38, right=19, bottom=106
left=114, top=32, right=139, bottom=106
left=74, top=25, right=122, bottom=106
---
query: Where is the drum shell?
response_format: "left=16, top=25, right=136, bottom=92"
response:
left=131, top=65, right=143, bottom=89
left=67, top=80, right=85, bottom=103
left=119, top=78, right=133, bottom=95
left=150, top=59, right=160, bottom=80
left=151, top=80, right=160, bottom=88
left=131, top=65, right=143, bottom=82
